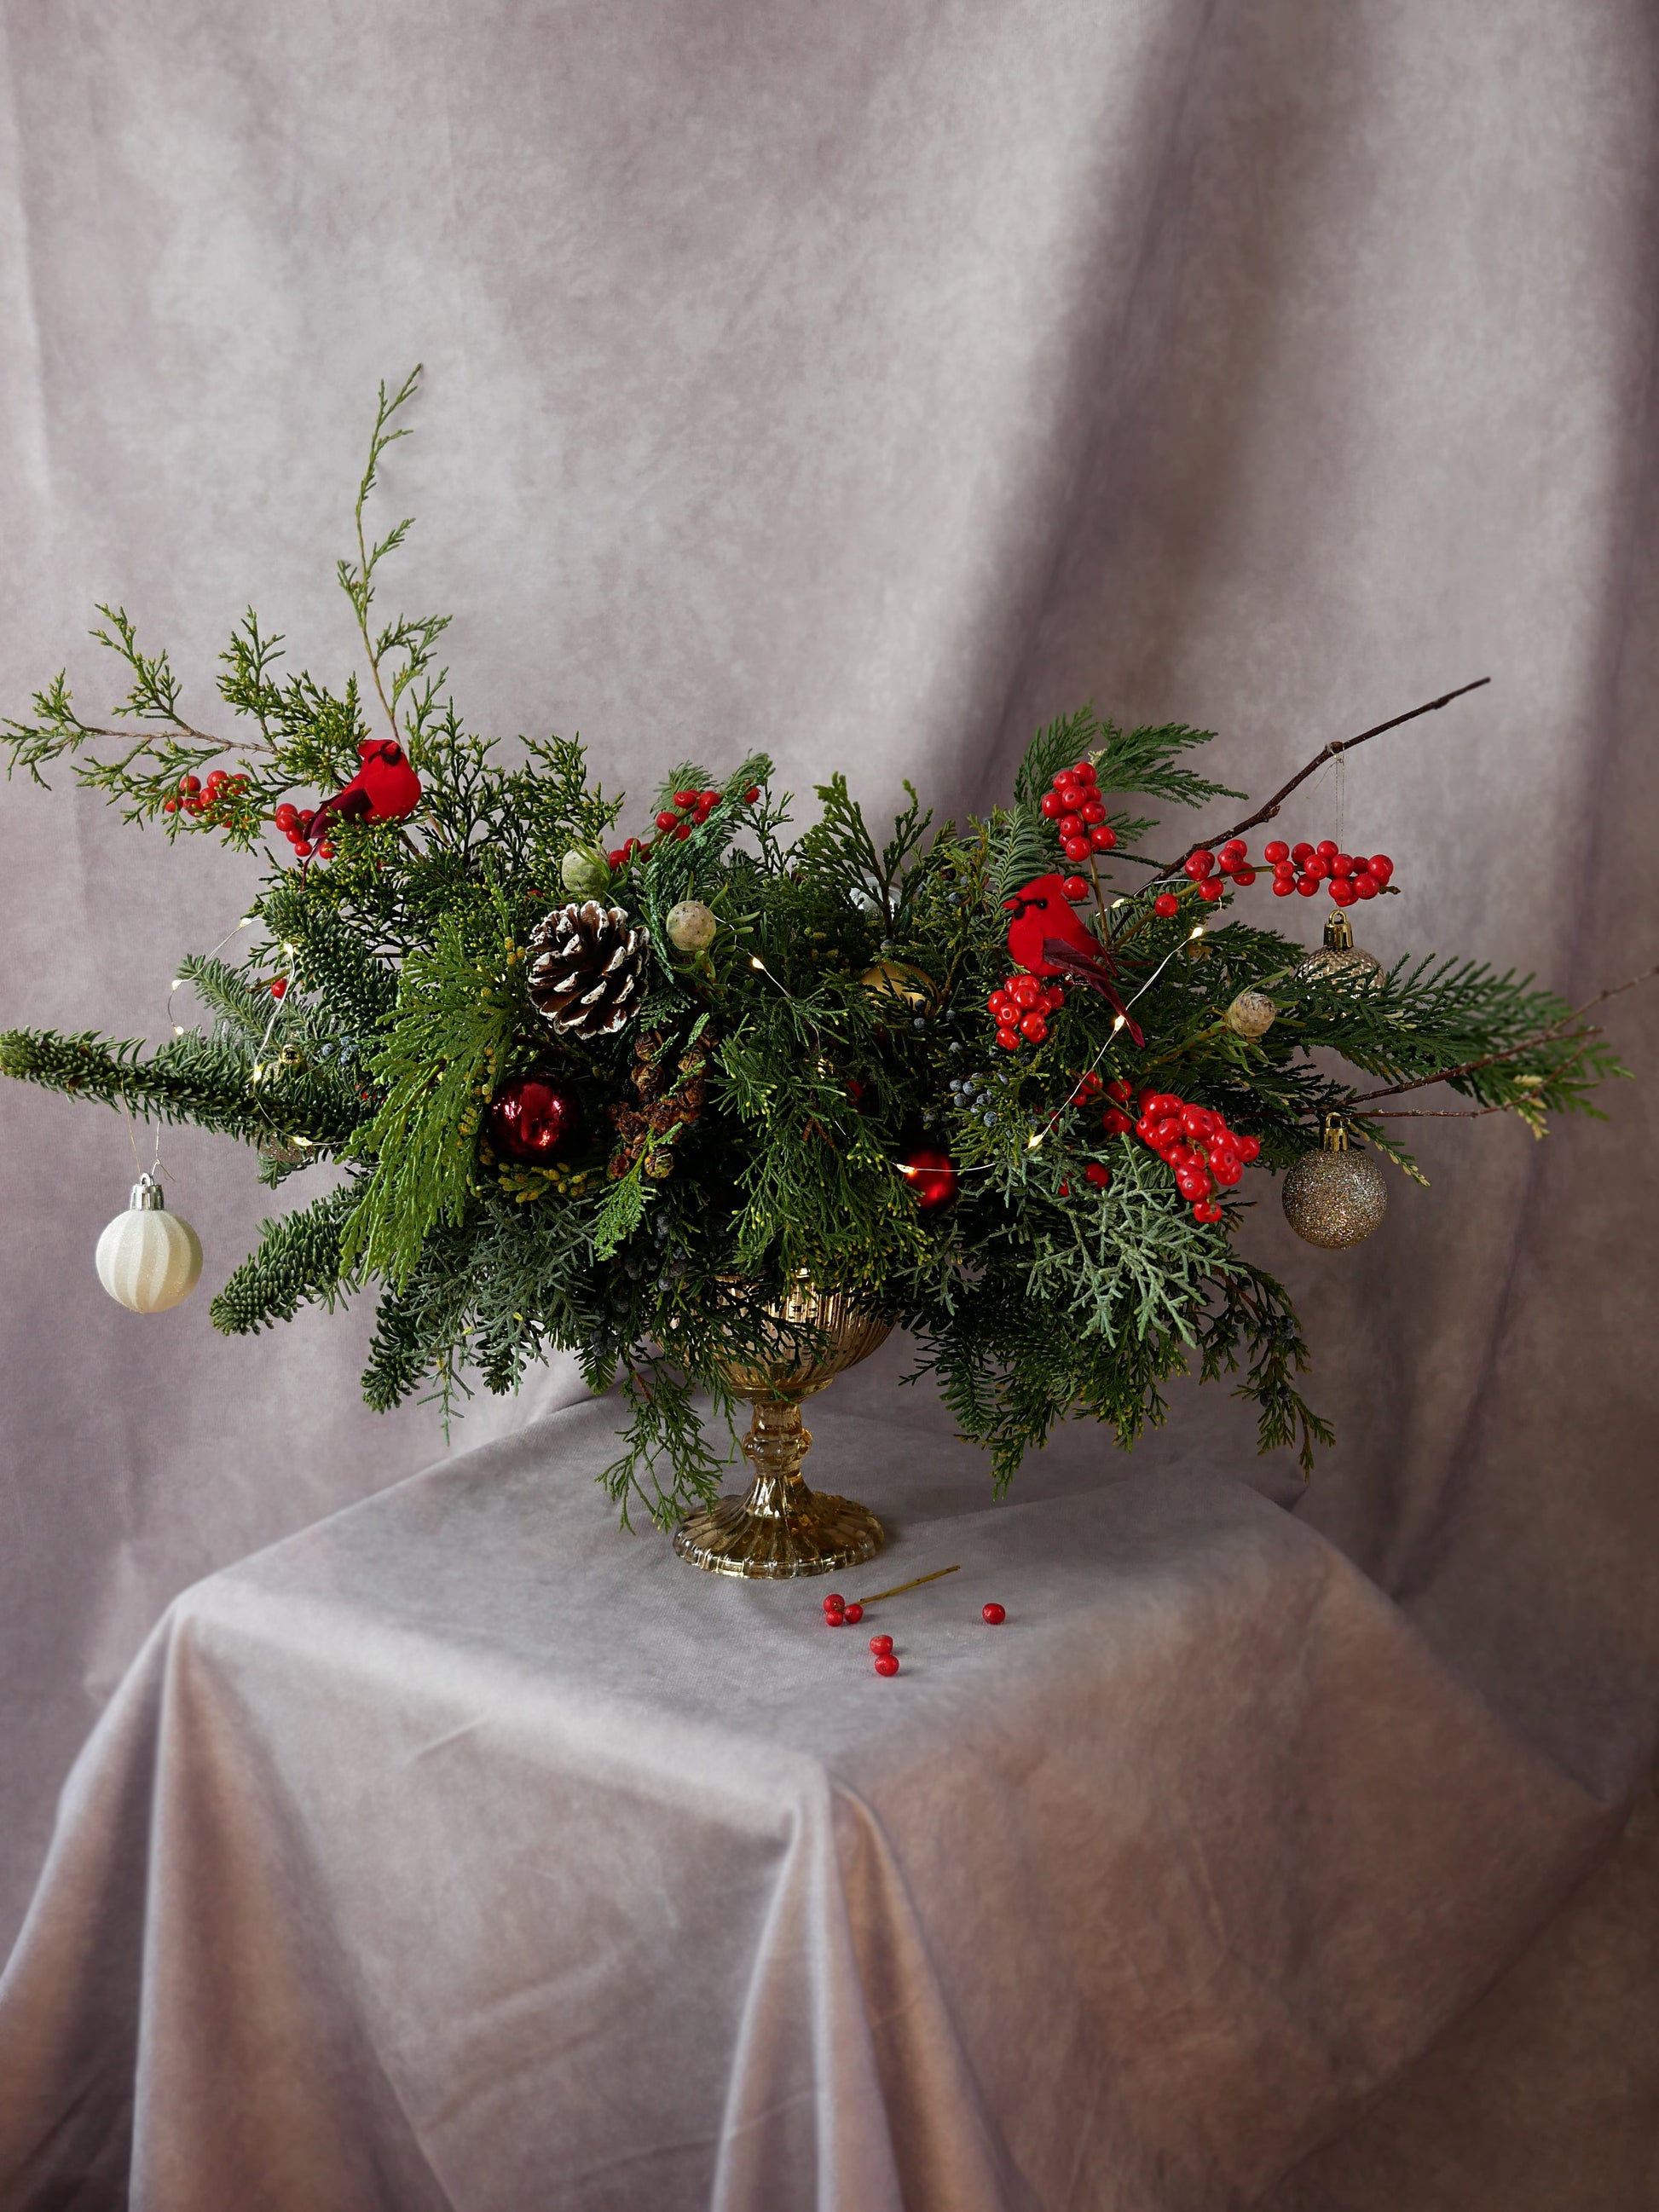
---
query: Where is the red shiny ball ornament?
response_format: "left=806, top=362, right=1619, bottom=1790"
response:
left=903, top=1146, right=959, bottom=1210
left=1263, top=840, right=1290, bottom=864
left=869, top=1633, right=893, bottom=1655
left=874, top=1654, right=900, bottom=1676
left=982, top=1603, right=1006, bottom=1624
left=842, top=1603, right=864, bottom=1624
left=1153, top=892, right=1179, bottom=918
left=488, top=1074, right=582, bottom=1163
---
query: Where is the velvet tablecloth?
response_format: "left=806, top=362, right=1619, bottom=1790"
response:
left=0, top=1393, right=1617, bottom=2212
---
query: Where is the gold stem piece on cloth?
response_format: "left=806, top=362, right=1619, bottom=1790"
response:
left=672, top=1281, right=889, bottom=1578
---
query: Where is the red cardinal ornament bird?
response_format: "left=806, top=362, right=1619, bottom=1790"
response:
left=300, top=739, right=423, bottom=843
left=1003, top=875, right=1145, bottom=1046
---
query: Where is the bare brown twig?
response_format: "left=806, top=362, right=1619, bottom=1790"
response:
left=1143, top=677, right=1491, bottom=876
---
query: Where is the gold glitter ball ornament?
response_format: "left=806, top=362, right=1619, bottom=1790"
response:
left=1224, top=988, right=1276, bottom=1040
left=1295, top=907, right=1383, bottom=989
left=1282, top=1123, right=1388, bottom=1247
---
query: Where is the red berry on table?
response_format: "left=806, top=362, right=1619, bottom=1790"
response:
left=1295, top=873, right=1319, bottom=895
left=1061, top=874, right=1090, bottom=901
left=1079, top=797, right=1106, bottom=825
left=1353, top=871, right=1379, bottom=898
left=874, top=1655, right=900, bottom=1676
left=1040, top=792, right=1063, bottom=819
left=1263, top=840, right=1290, bottom=864
left=1292, top=841, right=1314, bottom=865
left=1183, top=850, right=1215, bottom=880
left=1072, top=762, right=1096, bottom=785
left=843, top=1603, right=864, bottom=1624
left=1153, top=892, right=1179, bottom=918
left=1084, top=1161, right=1110, bottom=1189
left=824, top=1593, right=845, bottom=1610
left=1019, top=1012, right=1049, bottom=1043
left=996, top=1026, right=1021, bottom=1051
left=1089, top=824, right=1117, bottom=851
left=982, top=1602, right=1006, bottom=1624
left=824, top=1610, right=846, bottom=1627
left=1198, top=879, right=1223, bottom=903
left=744, top=787, right=761, bottom=803
left=1368, top=854, right=1394, bottom=881
left=869, top=1633, right=893, bottom=1655
left=1062, top=836, right=1090, bottom=863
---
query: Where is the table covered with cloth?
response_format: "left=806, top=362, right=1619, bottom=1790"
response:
left=0, top=1389, right=1615, bottom=2212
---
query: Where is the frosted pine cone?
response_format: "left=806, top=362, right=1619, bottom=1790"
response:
left=528, top=902, right=651, bottom=1041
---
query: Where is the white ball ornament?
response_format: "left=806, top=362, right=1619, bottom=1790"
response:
left=95, top=1174, right=203, bottom=1314
left=666, top=899, right=718, bottom=953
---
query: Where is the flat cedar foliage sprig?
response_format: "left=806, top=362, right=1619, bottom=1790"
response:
left=0, top=372, right=1636, bottom=1524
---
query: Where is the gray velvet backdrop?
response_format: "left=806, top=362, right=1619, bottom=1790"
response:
left=3, top=1, right=1656, bottom=2199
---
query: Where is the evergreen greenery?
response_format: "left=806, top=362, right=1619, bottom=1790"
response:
left=2, top=373, right=1633, bottom=1522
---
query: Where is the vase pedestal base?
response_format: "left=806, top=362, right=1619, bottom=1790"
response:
left=672, top=1383, right=885, bottom=1579
left=673, top=1486, right=883, bottom=1579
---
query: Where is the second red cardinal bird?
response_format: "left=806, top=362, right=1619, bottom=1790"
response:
left=301, top=739, right=423, bottom=842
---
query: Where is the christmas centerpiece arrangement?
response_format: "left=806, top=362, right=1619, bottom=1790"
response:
left=3, top=372, right=1641, bottom=1576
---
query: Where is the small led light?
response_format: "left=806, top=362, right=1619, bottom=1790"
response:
left=1026, top=1133, right=1043, bottom=1150
left=172, top=1024, right=185, bottom=1036
left=171, top=978, right=184, bottom=990
left=750, top=956, right=766, bottom=969
left=1188, top=925, right=1204, bottom=939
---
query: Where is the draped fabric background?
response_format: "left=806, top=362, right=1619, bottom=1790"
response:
left=2, top=1, right=1655, bottom=2200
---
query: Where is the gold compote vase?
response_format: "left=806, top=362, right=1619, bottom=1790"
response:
left=673, top=1281, right=889, bottom=1578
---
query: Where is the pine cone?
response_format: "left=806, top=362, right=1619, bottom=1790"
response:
left=528, top=902, right=651, bottom=1041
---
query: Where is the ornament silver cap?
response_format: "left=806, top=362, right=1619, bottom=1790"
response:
left=130, top=1171, right=165, bottom=1210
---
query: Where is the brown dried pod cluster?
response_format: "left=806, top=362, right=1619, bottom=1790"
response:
left=607, top=1031, right=713, bottom=1180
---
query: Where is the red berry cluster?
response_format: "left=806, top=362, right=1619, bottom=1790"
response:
left=607, top=783, right=761, bottom=869
left=163, top=769, right=250, bottom=829
left=1261, top=840, right=1393, bottom=904
left=1131, top=1089, right=1259, bottom=1223
left=988, top=971, right=1066, bottom=1050
left=1038, top=759, right=1118, bottom=868
left=823, top=1591, right=865, bottom=1627
left=1053, top=1072, right=1137, bottom=1196
left=1166, top=837, right=1395, bottom=909
left=272, top=800, right=335, bottom=862
left=820, top=1595, right=1006, bottom=1673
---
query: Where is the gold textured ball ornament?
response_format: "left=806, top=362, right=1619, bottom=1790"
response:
left=1295, top=907, right=1383, bottom=989
left=1282, top=1124, right=1388, bottom=1248
left=1224, top=989, right=1276, bottom=1040
left=95, top=1174, right=204, bottom=1312
left=859, top=959, right=936, bottom=1011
